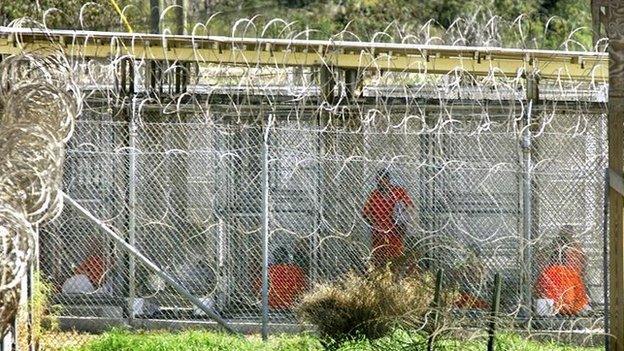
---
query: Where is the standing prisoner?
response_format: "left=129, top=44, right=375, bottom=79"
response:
left=362, top=169, right=414, bottom=267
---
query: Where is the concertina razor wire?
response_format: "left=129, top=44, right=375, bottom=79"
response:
left=0, top=53, right=81, bottom=337
left=0, top=11, right=613, bottom=349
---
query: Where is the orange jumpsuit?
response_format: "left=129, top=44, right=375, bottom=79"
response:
left=536, top=243, right=589, bottom=315
left=264, top=264, right=308, bottom=309
left=74, top=255, right=107, bottom=287
left=363, top=186, right=413, bottom=267
left=536, top=265, right=588, bottom=315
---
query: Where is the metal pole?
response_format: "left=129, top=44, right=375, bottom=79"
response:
left=217, top=219, right=227, bottom=309
left=427, top=269, right=444, bottom=351
left=62, top=193, right=239, bottom=335
left=127, top=97, right=137, bottom=325
left=605, top=168, right=611, bottom=351
left=312, top=66, right=334, bottom=283
left=606, top=3, right=624, bottom=350
left=26, top=226, right=38, bottom=351
left=2, top=319, right=15, bottom=351
left=312, top=68, right=324, bottom=284
left=10, top=320, right=16, bottom=351
left=13, top=277, right=23, bottom=351
left=487, top=273, right=503, bottom=351
left=261, top=115, right=272, bottom=341
left=521, top=91, right=534, bottom=318
left=0, top=53, right=8, bottom=351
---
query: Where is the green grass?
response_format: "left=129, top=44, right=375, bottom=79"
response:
left=437, top=334, right=601, bottom=351
left=63, top=329, right=603, bottom=351
left=64, top=330, right=321, bottom=351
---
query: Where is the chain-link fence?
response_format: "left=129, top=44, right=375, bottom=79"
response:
left=31, top=73, right=608, bottom=346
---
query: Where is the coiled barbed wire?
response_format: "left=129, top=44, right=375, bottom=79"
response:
left=0, top=11, right=610, bottom=348
left=0, top=53, right=80, bottom=337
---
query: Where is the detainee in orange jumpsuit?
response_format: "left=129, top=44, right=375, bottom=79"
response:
left=74, top=254, right=108, bottom=288
left=535, top=226, right=590, bottom=316
left=362, top=169, right=414, bottom=268
left=257, top=246, right=308, bottom=310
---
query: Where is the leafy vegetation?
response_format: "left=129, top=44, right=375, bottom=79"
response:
left=16, top=273, right=58, bottom=350
left=0, top=1, right=124, bottom=31
left=1, top=0, right=594, bottom=49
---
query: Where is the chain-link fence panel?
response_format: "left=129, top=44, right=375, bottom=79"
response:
left=37, top=101, right=608, bottom=329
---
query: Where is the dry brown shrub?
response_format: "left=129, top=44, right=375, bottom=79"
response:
left=297, top=262, right=453, bottom=344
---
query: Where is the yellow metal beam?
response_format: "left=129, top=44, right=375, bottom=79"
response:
left=0, top=27, right=609, bottom=80
left=108, top=0, right=134, bottom=33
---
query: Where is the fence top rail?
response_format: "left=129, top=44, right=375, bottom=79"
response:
left=0, top=27, right=609, bottom=80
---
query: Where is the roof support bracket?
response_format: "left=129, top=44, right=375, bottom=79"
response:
left=610, top=168, right=624, bottom=196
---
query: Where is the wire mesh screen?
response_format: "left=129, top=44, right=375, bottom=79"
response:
left=37, top=91, right=608, bottom=334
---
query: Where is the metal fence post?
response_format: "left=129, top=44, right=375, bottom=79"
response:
left=261, top=114, right=273, bottom=341
left=13, top=278, right=22, bottom=351
left=26, top=226, right=38, bottom=351
left=521, top=76, right=536, bottom=318
left=312, top=65, right=334, bottom=284
left=127, top=96, right=138, bottom=325
left=427, top=269, right=444, bottom=351
left=604, top=168, right=611, bottom=351
left=487, top=273, right=503, bottom=351
left=605, top=3, right=624, bottom=349
left=9, top=321, right=15, bottom=351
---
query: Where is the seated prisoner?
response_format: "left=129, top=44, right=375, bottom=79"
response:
left=452, top=252, right=489, bottom=310
left=62, top=253, right=110, bottom=294
left=258, top=246, right=308, bottom=310
left=362, top=169, right=414, bottom=268
left=535, top=226, right=590, bottom=316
